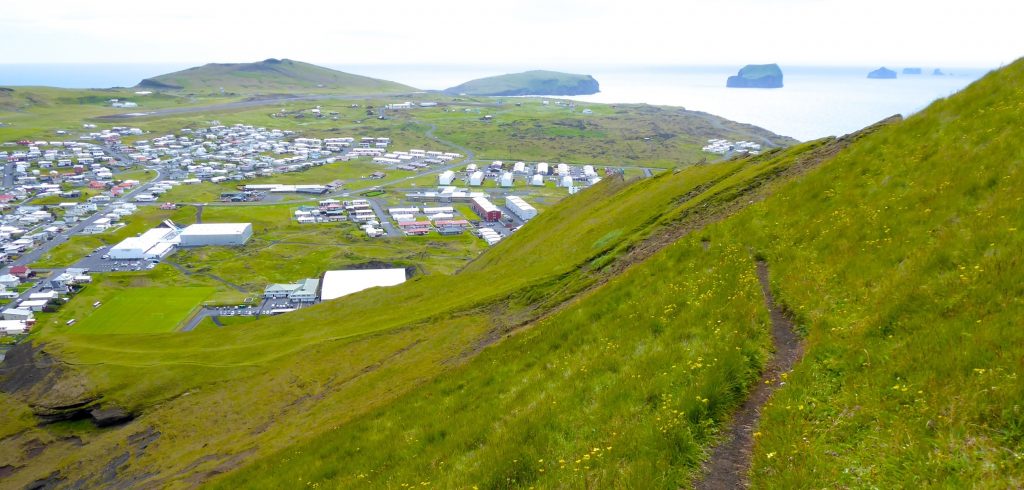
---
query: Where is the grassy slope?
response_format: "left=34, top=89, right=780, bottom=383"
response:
left=0, top=86, right=241, bottom=141
left=139, top=59, right=415, bottom=94
left=218, top=61, right=1024, bottom=487
left=5, top=62, right=1018, bottom=488
left=221, top=224, right=768, bottom=489
left=741, top=62, right=1024, bottom=485
left=0, top=152, right=796, bottom=488
left=444, top=70, right=598, bottom=96
left=410, top=101, right=796, bottom=166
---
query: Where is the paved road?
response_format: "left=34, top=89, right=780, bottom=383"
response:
left=1, top=151, right=163, bottom=275
left=3, top=162, right=14, bottom=188
left=180, top=297, right=304, bottom=331
left=94, top=92, right=429, bottom=121
left=365, top=198, right=401, bottom=237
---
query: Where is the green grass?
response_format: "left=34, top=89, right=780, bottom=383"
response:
left=0, top=392, right=36, bottom=440
left=0, top=86, right=243, bottom=141
left=32, top=265, right=246, bottom=336
left=68, top=287, right=214, bottom=334
left=139, top=59, right=415, bottom=95
left=738, top=61, right=1024, bottom=487
left=404, top=100, right=796, bottom=166
left=221, top=61, right=1024, bottom=487
left=443, top=70, right=599, bottom=96
left=0, top=134, right=805, bottom=489
left=216, top=235, right=770, bottom=489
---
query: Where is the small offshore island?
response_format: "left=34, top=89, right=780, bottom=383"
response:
left=443, top=70, right=600, bottom=96
left=868, top=67, right=898, bottom=79
left=726, top=64, right=784, bottom=88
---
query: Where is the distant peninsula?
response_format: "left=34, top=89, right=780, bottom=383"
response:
left=442, top=70, right=600, bottom=96
left=136, top=58, right=414, bottom=94
left=868, top=67, right=898, bottom=79
left=933, top=68, right=946, bottom=76
left=726, top=64, right=783, bottom=88
left=902, top=67, right=922, bottom=75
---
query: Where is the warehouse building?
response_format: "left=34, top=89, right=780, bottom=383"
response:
left=109, top=227, right=179, bottom=260
left=438, top=170, right=455, bottom=185
left=178, top=223, right=252, bottom=247
left=505, top=196, right=537, bottom=221
left=471, top=196, right=502, bottom=222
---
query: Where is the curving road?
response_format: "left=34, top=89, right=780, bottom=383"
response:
left=94, top=93, right=413, bottom=120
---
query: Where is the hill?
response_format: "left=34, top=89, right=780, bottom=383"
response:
left=726, top=64, right=784, bottom=88
left=2, top=60, right=1023, bottom=488
left=443, top=70, right=600, bottom=96
left=136, top=58, right=415, bottom=94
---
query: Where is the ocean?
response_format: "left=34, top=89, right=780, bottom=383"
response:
left=0, top=63, right=990, bottom=141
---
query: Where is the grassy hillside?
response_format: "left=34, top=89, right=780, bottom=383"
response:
left=443, top=70, right=600, bottom=96
left=742, top=61, right=1024, bottom=485
left=1, top=59, right=1021, bottom=488
left=218, top=61, right=1023, bottom=487
left=0, top=138, right=828, bottom=487
left=137, top=58, right=415, bottom=94
left=0, top=86, right=240, bottom=140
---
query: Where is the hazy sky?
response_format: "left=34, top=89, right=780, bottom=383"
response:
left=1, top=0, right=1020, bottom=67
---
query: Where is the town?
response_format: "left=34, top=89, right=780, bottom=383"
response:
left=0, top=120, right=614, bottom=345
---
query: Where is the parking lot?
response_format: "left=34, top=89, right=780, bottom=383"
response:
left=72, top=246, right=158, bottom=272
left=181, top=297, right=318, bottom=331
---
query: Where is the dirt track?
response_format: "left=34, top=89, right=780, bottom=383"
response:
left=694, top=261, right=804, bottom=489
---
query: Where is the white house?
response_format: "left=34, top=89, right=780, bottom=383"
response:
left=2, top=307, right=34, bottom=321
left=0, top=274, right=21, bottom=288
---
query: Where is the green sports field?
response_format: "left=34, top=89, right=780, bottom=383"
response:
left=70, top=287, right=214, bottom=334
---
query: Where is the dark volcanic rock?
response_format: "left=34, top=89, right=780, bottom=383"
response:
left=25, top=471, right=65, bottom=490
left=726, top=64, right=783, bottom=88
left=0, top=343, right=107, bottom=425
left=868, top=67, right=898, bottom=79
left=90, top=406, right=135, bottom=427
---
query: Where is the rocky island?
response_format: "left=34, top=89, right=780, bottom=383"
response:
left=443, top=70, right=600, bottom=96
left=933, top=68, right=947, bottom=76
left=868, top=67, right=898, bottom=79
left=726, top=64, right=784, bottom=88
left=902, top=67, right=922, bottom=75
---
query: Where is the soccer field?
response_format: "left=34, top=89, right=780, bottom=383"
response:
left=72, top=287, right=215, bottom=334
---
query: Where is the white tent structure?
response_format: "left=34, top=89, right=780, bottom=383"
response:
left=320, top=268, right=407, bottom=301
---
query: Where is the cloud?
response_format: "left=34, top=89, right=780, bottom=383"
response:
left=0, top=0, right=1020, bottom=66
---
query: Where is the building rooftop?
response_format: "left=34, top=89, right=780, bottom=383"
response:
left=180, top=223, right=251, bottom=236
left=320, top=269, right=407, bottom=301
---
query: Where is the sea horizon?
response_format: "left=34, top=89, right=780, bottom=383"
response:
left=0, top=63, right=993, bottom=141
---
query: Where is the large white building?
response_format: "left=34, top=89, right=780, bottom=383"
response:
left=178, top=223, right=252, bottom=247
left=109, top=227, right=179, bottom=260
left=505, top=196, right=538, bottom=221
left=320, top=268, right=407, bottom=301
left=438, top=170, right=455, bottom=186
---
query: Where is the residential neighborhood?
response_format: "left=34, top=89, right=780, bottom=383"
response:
left=0, top=118, right=602, bottom=347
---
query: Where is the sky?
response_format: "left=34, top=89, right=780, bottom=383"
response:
left=0, top=0, right=1021, bottom=67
